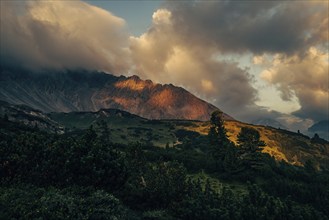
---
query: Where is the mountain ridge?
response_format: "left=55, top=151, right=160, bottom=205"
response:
left=0, top=67, right=232, bottom=121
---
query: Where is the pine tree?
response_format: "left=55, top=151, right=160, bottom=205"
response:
left=83, top=125, right=97, bottom=146
left=237, top=127, right=266, bottom=170
left=99, top=120, right=110, bottom=143
left=208, top=110, right=235, bottom=170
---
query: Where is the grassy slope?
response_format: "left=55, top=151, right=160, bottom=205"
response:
left=185, top=120, right=329, bottom=169
left=49, top=111, right=329, bottom=169
left=49, top=111, right=177, bottom=147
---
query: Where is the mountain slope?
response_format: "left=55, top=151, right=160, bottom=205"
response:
left=173, top=120, right=329, bottom=169
left=308, top=120, right=329, bottom=132
left=2, top=100, right=329, bottom=169
left=0, top=67, right=232, bottom=121
left=47, top=108, right=329, bottom=169
left=0, top=100, right=63, bottom=133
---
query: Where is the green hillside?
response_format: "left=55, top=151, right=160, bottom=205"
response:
left=2, top=105, right=329, bottom=219
left=48, top=110, right=329, bottom=169
left=1, top=114, right=329, bottom=219
left=49, top=109, right=178, bottom=147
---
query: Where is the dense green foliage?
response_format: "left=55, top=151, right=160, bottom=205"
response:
left=1, top=116, right=329, bottom=219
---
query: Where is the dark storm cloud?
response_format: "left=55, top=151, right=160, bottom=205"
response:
left=165, top=1, right=327, bottom=54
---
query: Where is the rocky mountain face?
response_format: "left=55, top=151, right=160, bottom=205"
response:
left=0, top=100, right=63, bottom=133
left=0, top=67, right=232, bottom=121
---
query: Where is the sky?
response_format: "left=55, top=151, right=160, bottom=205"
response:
left=0, top=0, right=328, bottom=133
left=85, top=0, right=162, bottom=36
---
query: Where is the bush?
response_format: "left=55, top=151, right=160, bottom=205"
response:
left=0, top=185, right=130, bottom=220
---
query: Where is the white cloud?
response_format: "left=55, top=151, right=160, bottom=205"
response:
left=152, top=9, right=172, bottom=25
left=0, top=0, right=130, bottom=73
left=260, top=47, right=329, bottom=121
left=253, top=55, right=265, bottom=65
left=130, top=9, right=258, bottom=120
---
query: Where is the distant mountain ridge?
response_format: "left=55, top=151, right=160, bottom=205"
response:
left=251, top=118, right=286, bottom=129
left=308, top=120, right=329, bottom=141
left=0, top=67, right=233, bottom=121
left=308, top=120, right=329, bottom=133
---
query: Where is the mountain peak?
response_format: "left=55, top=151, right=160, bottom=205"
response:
left=0, top=68, right=233, bottom=121
left=129, top=75, right=141, bottom=81
left=115, top=75, right=156, bottom=91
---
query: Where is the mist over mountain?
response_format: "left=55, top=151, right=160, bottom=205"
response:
left=0, top=67, right=232, bottom=121
left=309, top=120, right=329, bottom=132
left=251, top=118, right=286, bottom=129
left=308, top=120, right=329, bottom=141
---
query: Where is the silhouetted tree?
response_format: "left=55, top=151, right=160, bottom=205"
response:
left=99, top=120, right=110, bottom=143
left=237, top=127, right=266, bottom=170
left=237, top=127, right=265, bottom=154
left=208, top=110, right=235, bottom=171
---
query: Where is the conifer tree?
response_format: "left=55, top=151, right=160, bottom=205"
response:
left=237, top=127, right=266, bottom=170
left=237, top=127, right=265, bottom=154
left=208, top=110, right=235, bottom=170
left=99, top=120, right=110, bottom=143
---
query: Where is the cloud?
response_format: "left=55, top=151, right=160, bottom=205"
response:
left=260, top=47, right=329, bottom=121
left=130, top=1, right=328, bottom=126
left=1, top=0, right=327, bottom=129
left=0, top=0, right=130, bottom=73
left=130, top=8, right=258, bottom=120
left=152, top=8, right=172, bottom=25
left=237, top=106, right=315, bottom=134
left=165, top=1, right=328, bottom=55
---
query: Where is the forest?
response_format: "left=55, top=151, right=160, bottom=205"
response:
left=1, top=111, right=329, bottom=219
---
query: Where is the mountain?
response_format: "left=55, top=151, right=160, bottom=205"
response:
left=308, top=120, right=329, bottom=141
left=309, top=120, right=329, bottom=133
left=251, top=118, right=286, bottom=129
left=0, top=100, right=63, bottom=133
left=0, top=67, right=232, bottom=121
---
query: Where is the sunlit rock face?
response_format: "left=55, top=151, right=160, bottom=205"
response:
left=0, top=68, right=233, bottom=121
